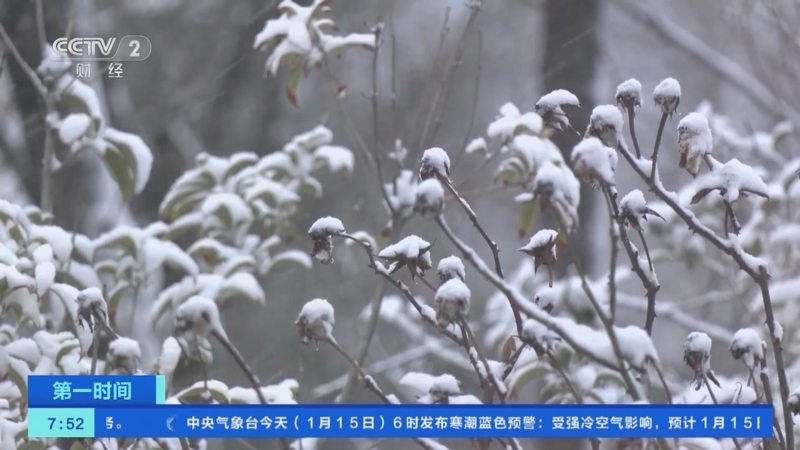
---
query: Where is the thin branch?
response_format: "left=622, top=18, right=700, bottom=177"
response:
left=604, top=187, right=620, bottom=321
left=324, top=336, right=443, bottom=450
left=369, top=24, right=396, bottom=220
left=34, top=0, right=48, bottom=51
left=209, top=330, right=267, bottom=404
left=452, top=29, right=483, bottom=172
left=650, top=113, right=669, bottom=181
left=649, top=360, right=673, bottom=404
left=626, top=97, right=643, bottom=159
left=458, top=314, right=507, bottom=404
left=759, top=370, right=786, bottom=450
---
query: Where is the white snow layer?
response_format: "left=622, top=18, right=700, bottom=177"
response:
left=299, top=298, right=335, bottom=326
left=378, top=235, right=431, bottom=260
left=620, top=189, right=648, bottom=214
left=587, top=105, right=625, bottom=148
left=420, top=147, right=451, bottom=179
left=693, top=158, right=769, bottom=203
left=729, top=328, right=764, bottom=369
left=487, top=102, right=543, bottom=140
left=308, top=216, right=345, bottom=238
left=615, top=78, right=642, bottom=107
left=571, top=137, right=618, bottom=186
left=677, top=112, right=713, bottom=176
left=437, top=256, right=465, bottom=281
left=684, top=331, right=712, bottom=354
left=435, top=279, right=471, bottom=306
left=520, top=229, right=559, bottom=252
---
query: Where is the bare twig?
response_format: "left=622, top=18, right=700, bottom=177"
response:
left=759, top=370, right=786, bottom=449
left=209, top=330, right=267, bottom=404
left=458, top=314, right=507, bottom=403
left=452, top=29, right=483, bottom=172
left=90, top=330, right=101, bottom=375
left=324, top=336, right=450, bottom=450
left=649, top=360, right=673, bottom=404
left=603, top=187, right=620, bottom=321
left=369, top=24, right=396, bottom=220
left=650, top=113, right=669, bottom=181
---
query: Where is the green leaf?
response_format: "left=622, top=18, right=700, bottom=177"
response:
left=268, top=250, right=312, bottom=274
left=56, top=343, right=80, bottom=366
left=18, top=441, right=46, bottom=450
left=222, top=153, right=258, bottom=182
left=286, top=67, right=302, bottom=107
left=55, top=270, right=88, bottom=291
left=94, top=260, right=118, bottom=277
left=500, top=336, right=517, bottom=364
left=107, top=282, right=131, bottom=317
left=516, top=201, right=538, bottom=239
left=507, top=364, right=549, bottom=399
left=494, top=160, right=526, bottom=186
left=299, top=177, right=323, bottom=197
left=102, top=143, right=135, bottom=201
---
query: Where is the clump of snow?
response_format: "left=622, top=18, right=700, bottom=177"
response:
left=571, top=137, right=618, bottom=187
left=434, top=278, right=471, bottom=325
left=295, top=298, right=335, bottom=344
left=107, top=337, right=142, bottom=374
left=615, top=325, right=659, bottom=369
left=585, top=105, right=625, bottom=149
left=729, top=328, right=765, bottom=369
left=437, top=256, right=465, bottom=284
left=691, top=158, right=769, bottom=204
left=615, top=78, right=642, bottom=109
left=683, top=331, right=718, bottom=390
left=619, top=189, right=664, bottom=230
left=400, top=372, right=462, bottom=404
left=174, top=295, right=225, bottom=340
left=677, top=113, right=713, bottom=177
left=465, top=137, right=488, bottom=157
left=414, top=178, right=445, bottom=218
left=653, top=78, right=681, bottom=116
left=772, top=319, right=784, bottom=341
left=487, top=102, right=543, bottom=141
left=532, top=162, right=581, bottom=232
left=535, top=89, right=580, bottom=131
left=419, top=147, right=451, bottom=181
left=520, top=319, right=560, bottom=355
left=378, top=235, right=433, bottom=276
left=75, top=287, right=109, bottom=333
left=308, top=216, right=345, bottom=239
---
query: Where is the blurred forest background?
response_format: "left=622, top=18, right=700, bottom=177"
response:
left=2, top=0, right=799, bottom=449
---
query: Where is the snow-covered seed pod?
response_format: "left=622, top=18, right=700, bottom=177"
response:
left=419, top=147, right=451, bottom=181
left=534, top=89, right=580, bottom=132
left=585, top=105, right=625, bottom=149
left=683, top=332, right=720, bottom=390
left=414, top=178, right=445, bottom=219
left=434, top=278, right=471, bottom=326
left=571, top=137, right=618, bottom=187
left=436, top=256, right=465, bottom=286
left=619, top=189, right=665, bottom=231
left=295, top=299, right=335, bottom=345
left=76, top=287, right=109, bottom=333
left=677, top=113, right=713, bottom=178
left=653, top=78, right=681, bottom=117
left=107, top=337, right=142, bottom=375
left=729, top=328, right=766, bottom=370
left=377, top=235, right=433, bottom=282
left=615, top=78, right=643, bottom=110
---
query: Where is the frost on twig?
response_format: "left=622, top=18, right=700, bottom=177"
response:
left=653, top=78, right=681, bottom=117
left=437, top=256, right=465, bottom=285
left=518, top=229, right=559, bottom=287
left=615, top=79, right=643, bottom=111
left=414, top=178, right=445, bottom=219
left=434, top=278, right=471, bottom=327
left=419, top=147, right=451, bottom=182
left=295, top=299, right=335, bottom=346
left=729, top=328, right=766, bottom=371
left=584, top=105, right=625, bottom=149
left=534, top=89, right=580, bottom=132
left=75, top=287, right=109, bottom=333
left=308, top=216, right=345, bottom=265
left=691, top=158, right=769, bottom=205
left=683, top=332, right=720, bottom=390
left=570, top=137, right=618, bottom=187
left=619, top=189, right=665, bottom=231
left=677, top=113, right=713, bottom=177
left=377, top=235, right=433, bottom=283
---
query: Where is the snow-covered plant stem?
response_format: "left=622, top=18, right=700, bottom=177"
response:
left=602, top=186, right=660, bottom=334
left=620, top=104, right=794, bottom=450
left=437, top=174, right=524, bottom=333
left=649, top=113, right=669, bottom=181
left=207, top=329, right=268, bottom=405
left=456, top=314, right=506, bottom=403
left=332, top=232, right=509, bottom=404
left=760, top=370, right=786, bottom=448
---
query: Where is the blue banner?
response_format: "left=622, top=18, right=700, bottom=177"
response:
left=28, top=405, right=773, bottom=439
left=28, top=375, right=165, bottom=407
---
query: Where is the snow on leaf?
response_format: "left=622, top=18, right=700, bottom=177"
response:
left=313, top=145, right=354, bottom=175
left=465, top=137, right=488, bottom=157
left=101, top=142, right=136, bottom=201
left=59, top=79, right=104, bottom=130
left=487, top=102, right=543, bottom=141
left=103, top=128, right=154, bottom=195
left=399, top=372, right=437, bottom=396
left=219, top=272, right=265, bottom=304
left=57, top=113, right=93, bottom=145
left=244, top=179, right=301, bottom=207
left=176, top=379, right=231, bottom=404
left=268, top=250, right=312, bottom=273
left=691, top=158, right=769, bottom=204
left=201, top=193, right=254, bottom=229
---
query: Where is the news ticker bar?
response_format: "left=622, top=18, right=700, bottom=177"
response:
left=29, top=376, right=165, bottom=407
left=28, top=405, right=772, bottom=439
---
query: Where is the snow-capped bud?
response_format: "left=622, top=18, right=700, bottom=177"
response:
left=585, top=105, right=625, bottom=149
left=518, top=229, right=559, bottom=286
left=619, top=189, right=665, bottom=231
left=107, top=337, right=142, bottom=375
left=534, top=89, right=580, bottom=132
left=414, top=178, right=445, bottom=218
left=677, top=113, right=713, bottom=178
left=790, top=389, right=800, bottom=415
left=174, top=296, right=226, bottom=341
left=76, top=287, right=109, bottom=333
left=419, top=147, right=451, bottom=181
left=426, top=374, right=462, bottom=404
left=683, top=331, right=719, bottom=391
left=520, top=319, right=561, bottom=358
left=691, top=159, right=769, bottom=205
left=295, top=299, right=335, bottom=345
left=653, top=78, right=681, bottom=117
left=571, top=137, right=618, bottom=187
left=533, top=289, right=555, bottom=314
left=615, top=78, right=642, bottom=110
left=308, top=216, right=345, bottom=239
left=377, top=235, right=433, bottom=282
left=434, top=278, right=471, bottom=326
left=437, top=255, right=465, bottom=285
left=729, top=328, right=766, bottom=370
